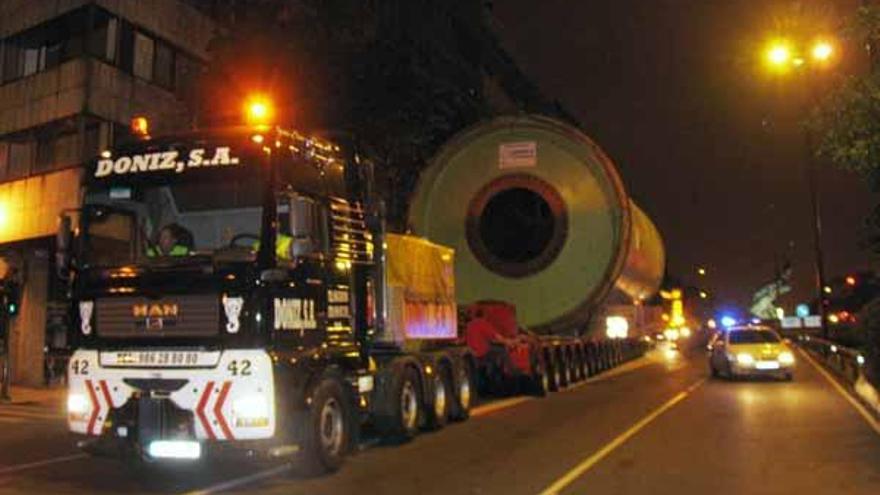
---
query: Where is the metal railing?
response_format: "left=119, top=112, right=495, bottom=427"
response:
left=796, top=334, right=868, bottom=386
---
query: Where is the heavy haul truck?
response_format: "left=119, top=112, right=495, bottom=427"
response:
left=59, top=113, right=664, bottom=472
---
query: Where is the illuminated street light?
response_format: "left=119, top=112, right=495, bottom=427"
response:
left=244, top=95, right=274, bottom=127
left=699, top=290, right=708, bottom=299
left=823, top=285, right=832, bottom=294
left=697, top=267, right=707, bottom=276
left=845, top=275, right=856, bottom=286
left=812, top=41, right=833, bottom=62
left=766, top=42, right=791, bottom=67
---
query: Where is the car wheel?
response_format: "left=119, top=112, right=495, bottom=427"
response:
left=784, top=372, right=793, bottom=381
left=710, top=363, right=719, bottom=378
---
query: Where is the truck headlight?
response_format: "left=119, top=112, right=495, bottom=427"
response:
left=67, top=393, right=90, bottom=415
left=232, top=394, right=271, bottom=427
left=778, top=351, right=795, bottom=365
left=736, top=353, right=754, bottom=365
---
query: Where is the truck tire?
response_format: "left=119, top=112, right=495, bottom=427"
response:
left=450, top=360, right=474, bottom=421
left=301, top=377, right=353, bottom=474
left=560, top=352, right=571, bottom=387
left=530, top=356, right=549, bottom=397
left=580, top=350, right=591, bottom=379
left=376, top=365, right=422, bottom=442
left=424, top=369, right=450, bottom=430
left=548, top=352, right=562, bottom=392
left=571, top=351, right=583, bottom=382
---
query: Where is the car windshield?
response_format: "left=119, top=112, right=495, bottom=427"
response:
left=82, top=178, right=263, bottom=267
left=728, top=330, right=780, bottom=344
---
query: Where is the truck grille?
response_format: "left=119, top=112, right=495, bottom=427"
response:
left=96, top=295, right=219, bottom=338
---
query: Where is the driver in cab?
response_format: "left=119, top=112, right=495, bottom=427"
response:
left=147, top=224, right=192, bottom=257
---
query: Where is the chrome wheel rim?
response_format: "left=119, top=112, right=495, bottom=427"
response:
left=400, top=381, right=418, bottom=430
left=459, top=373, right=471, bottom=410
left=433, top=376, right=447, bottom=419
left=319, top=398, right=344, bottom=456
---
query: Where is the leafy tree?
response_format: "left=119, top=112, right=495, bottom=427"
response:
left=195, top=0, right=510, bottom=227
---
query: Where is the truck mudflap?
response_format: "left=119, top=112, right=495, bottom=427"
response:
left=67, top=349, right=276, bottom=442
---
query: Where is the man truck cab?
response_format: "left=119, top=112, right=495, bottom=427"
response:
left=59, top=124, right=475, bottom=472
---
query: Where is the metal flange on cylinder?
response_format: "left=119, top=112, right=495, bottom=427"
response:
left=409, top=115, right=664, bottom=334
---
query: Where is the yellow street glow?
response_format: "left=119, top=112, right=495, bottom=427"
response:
left=767, top=42, right=791, bottom=66
left=812, top=41, right=833, bottom=61
left=244, top=95, right=274, bottom=126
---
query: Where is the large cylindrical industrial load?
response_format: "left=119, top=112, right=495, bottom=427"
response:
left=409, top=115, right=665, bottom=334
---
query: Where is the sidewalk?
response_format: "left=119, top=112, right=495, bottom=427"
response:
left=1, top=386, right=65, bottom=408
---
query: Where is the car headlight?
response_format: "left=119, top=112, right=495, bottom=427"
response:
left=736, top=353, right=754, bottom=365
left=67, top=393, right=90, bottom=415
left=778, top=351, right=795, bottom=365
left=232, top=394, right=271, bottom=427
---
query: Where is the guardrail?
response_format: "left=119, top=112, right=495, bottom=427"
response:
left=796, top=334, right=868, bottom=386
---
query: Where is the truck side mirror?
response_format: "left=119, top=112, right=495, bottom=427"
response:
left=56, top=214, right=72, bottom=280
left=289, top=195, right=319, bottom=257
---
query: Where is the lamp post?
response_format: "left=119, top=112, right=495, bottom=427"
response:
left=763, top=38, right=836, bottom=338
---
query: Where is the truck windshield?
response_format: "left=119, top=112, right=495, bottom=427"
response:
left=82, top=178, right=263, bottom=267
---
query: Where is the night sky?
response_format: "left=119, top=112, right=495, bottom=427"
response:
left=494, top=0, right=876, bottom=313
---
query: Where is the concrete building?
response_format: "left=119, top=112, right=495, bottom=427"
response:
left=0, top=0, right=214, bottom=386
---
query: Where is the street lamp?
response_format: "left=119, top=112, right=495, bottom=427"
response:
left=812, top=41, right=833, bottom=62
left=760, top=36, right=837, bottom=338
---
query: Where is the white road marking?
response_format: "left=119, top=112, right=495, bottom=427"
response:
left=798, top=347, right=880, bottom=436
left=538, top=378, right=706, bottom=495
left=0, top=454, right=87, bottom=475
left=181, top=463, right=293, bottom=495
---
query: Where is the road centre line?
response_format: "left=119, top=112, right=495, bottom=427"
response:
left=0, top=454, right=88, bottom=476
left=798, top=347, right=880, bottom=437
left=538, top=378, right=706, bottom=495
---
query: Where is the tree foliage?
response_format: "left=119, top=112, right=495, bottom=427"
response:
left=195, top=0, right=503, bottom=227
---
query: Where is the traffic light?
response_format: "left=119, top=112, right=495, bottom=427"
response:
left=0, top=280, right=20, bottom=317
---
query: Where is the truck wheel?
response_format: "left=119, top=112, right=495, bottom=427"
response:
left=450, top=361, right=474, bottom=421
left=531, top=364, right=549, bottom=397
left=424, top=371, right=450, bottom=430
left=301, top=377, right=352, bottom=474
left=548, top=354, right=562, bottom=392
left=571, top=354, right=583, bottom=382
left=561, top=354, right=572, bottom=387
left=581, top=353, right=591, bottom=379
left=377, top=365, right=422, bottom=441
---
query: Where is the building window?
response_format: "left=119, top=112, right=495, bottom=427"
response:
left=154, top=40, right=175, bottom=89
left=88, top=10, right=118, bottom=63
left=0, top=6, right=89, bottom=84
left=8, top=141, right=34, bottom=180
left=133, top=31, right=154, bottom=81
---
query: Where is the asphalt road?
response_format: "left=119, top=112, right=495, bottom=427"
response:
left=1, top=343, right=879, bottom=495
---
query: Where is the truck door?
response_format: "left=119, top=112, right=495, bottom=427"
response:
left=271, top=194, right=329, bottom=349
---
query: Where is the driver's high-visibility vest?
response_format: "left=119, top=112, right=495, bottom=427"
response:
left=146, top=245, right=190, bottom=257
left=253, top=234, right=294, bottom=260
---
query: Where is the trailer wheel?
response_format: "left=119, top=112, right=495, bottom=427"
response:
left=450, top=360, right=474, bottom=421
left=530, top=356, right=549, bottom=397
left=424, top=370, right=450, bottom=430
left=377, top=365, right=422, bottom=441
left=580, top=351, right=591, bottom=379
left=560, top=352, right=571, bottom=387
left=548, top=352, right=562, bottom=392
left=301, top=377, right=352, bottom=474
left=571, top=351, right=583, bottom=382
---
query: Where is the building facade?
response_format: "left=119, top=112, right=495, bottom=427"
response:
left=0, top=0, right=214, bottom=386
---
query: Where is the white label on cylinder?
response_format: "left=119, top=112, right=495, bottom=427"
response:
left=499, top=142, right=537, bottom=169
